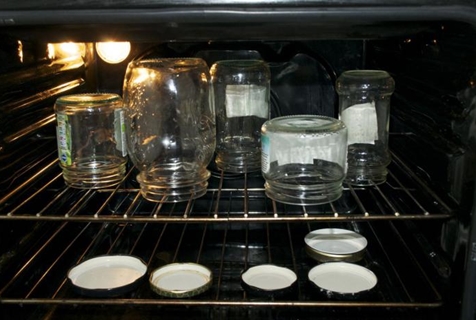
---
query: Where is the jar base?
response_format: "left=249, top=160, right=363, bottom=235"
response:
left=62, top=159, right=126, bottom=189
left=264, top=181, right=343, bottom=206
left=137, top=170, right=210, bottom=203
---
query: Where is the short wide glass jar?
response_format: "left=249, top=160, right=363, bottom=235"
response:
left=54, top=93, right=128, bottom=189
left=261, top=115, right=348, bottom=205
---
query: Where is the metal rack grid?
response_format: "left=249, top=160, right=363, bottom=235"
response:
left=0, top=217, right=445, bottom=310
left=0, top=142, right=454, bottom=316
left=0, top=147, right=455, bottom=222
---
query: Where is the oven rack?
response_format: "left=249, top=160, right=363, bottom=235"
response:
left=0, top=142, right=452, bottom=316
left=0, top=217, right=445, bottom=313
left=0, top=146, right=455, bottom=222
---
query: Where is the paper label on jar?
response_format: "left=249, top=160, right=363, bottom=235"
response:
left=225, top=84, right=268, bottom=119
left=56, top=114, right=72, bottom=166
left=265, top=131, right=343, bottom=168
left=340, top=101, right=378, bottom=145
left=274, top=144, right=334, bottom=166
left=114, top=109, right=127, bottom=157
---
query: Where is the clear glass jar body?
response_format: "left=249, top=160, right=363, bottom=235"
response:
left=211, top=60, right=270, bottom=173
left=261, top=115, right=348, bottom=205
left=54, top=93, right=127, bottom=189
left=123, top=58, right=216, bottom=202
left=336, top=70, right=395, bottom=186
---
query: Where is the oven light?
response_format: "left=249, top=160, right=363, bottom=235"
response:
left=47, top=42, right=86, bottom=60
left=95, top=41, right=131, bottom=64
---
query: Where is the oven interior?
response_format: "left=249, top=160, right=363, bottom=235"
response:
left=0, top=16, right=475, bottom=319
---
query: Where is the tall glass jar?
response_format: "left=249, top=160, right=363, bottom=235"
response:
left=336, top=70, right=395, bottom=186
left=211, top=60, right=270, bottom=173
left=123, top=58, right=216, bottom=202
left=54, top=93, right=127, bottom=189
left=261, top=115, right=348, bottom=205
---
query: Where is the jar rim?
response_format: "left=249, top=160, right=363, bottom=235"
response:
left=129, top=57, right=207, bottom=68
left=340, top=70, right=391, bottom=80
left=336, top=69, right=395, bottom=94
left=212, top=59, right=267, bottom=68
left=55, top=93, right=122, bottom=106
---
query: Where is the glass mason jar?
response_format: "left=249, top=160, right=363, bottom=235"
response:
left=210, top=60, right=270, bottom=173
left=54, top=93, right=127, bottom=189
left=261, top=115, right=348, bottom=205
left=123, top=58, right=216, bottom=202
left=336, top=70, right=395, bottom=186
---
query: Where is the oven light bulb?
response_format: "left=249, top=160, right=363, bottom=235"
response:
left=48, top=42, right=86, bottom=60
left=96, top=41, right=131, bottom=64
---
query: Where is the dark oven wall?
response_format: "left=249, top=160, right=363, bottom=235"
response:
left=365, top=22, right=476, bottom=317
left=91, top=28, right=476, bottom=260
left=93, top=29, right=476, bottom=317
left=2, top=3, right=476, bottom=319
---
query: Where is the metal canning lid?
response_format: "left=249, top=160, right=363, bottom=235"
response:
left=67, top=255, right=148, bottom=297
left=308, top=262, right=378, bottom=295
left=241, top=264, right=297, bottom=296
left=304, top=228, right=368, bottom=262
left=55, top=93, right=122, bottom=106
left=149, top=263, right=213, bottom=298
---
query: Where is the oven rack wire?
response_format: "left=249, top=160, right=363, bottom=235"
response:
left=0, top=146, right=455, bottom=222
left=0, top=212, right=445, bottom=310
left=0, top=143, right=453, bottom=314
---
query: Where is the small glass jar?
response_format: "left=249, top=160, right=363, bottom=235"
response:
left=261, top=115, right=348, bottom=205
left=336, top=70, right=395, bottom=186
left=211, top=60, right=270, bottom=173
left=123, top=58, right=216, bottom=202
left=54, top=93, right=127, bottom=189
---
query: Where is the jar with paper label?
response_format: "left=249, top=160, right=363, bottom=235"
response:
left=211, top=60, right=270, bottom=173
left=54, top=93, right=127, bottom=189
left=336, top=70, right=395, bottom=186
left=261, top=115, right=348, bottom=205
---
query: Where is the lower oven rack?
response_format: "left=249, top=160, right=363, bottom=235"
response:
left=0, top=218, right=445, bottom=310
left=0, top=142, right=455, bottom=315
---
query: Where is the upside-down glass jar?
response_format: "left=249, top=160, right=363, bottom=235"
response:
left=122, top=58, right=216, bottom=202
left=211, top=59, right=270, bottom=173
left=261, top=115, right=348, bottom=205
left=336, top=70, right=395, bottom=186
left=54, top=93, right=127, bottom=189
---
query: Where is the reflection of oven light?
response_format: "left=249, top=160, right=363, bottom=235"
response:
left=133, top=67, right=156, bottom=85
left=47, top=42, right=86, bottom=60
left=95, top=42, right=131, bottom=64
left=17, top=40, right=23, bottom=63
